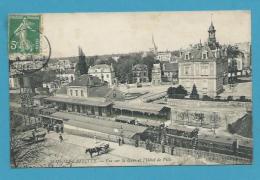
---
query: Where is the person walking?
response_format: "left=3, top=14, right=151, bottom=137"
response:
left=118, top=137, right=121, bottom=146
left=59, top=134, right=63, bottom=143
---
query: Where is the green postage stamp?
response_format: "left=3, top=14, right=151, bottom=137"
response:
left=9, top=15, right=41, bottom=54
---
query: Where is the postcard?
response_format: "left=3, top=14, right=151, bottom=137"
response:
left=9, top=11, right=252, bottom=168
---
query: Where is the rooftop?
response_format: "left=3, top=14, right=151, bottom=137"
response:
left=163, top=62, right=178, bottom=72
left=132, top=64, right=148, bottom=71
left=45, top=96, right=112, bottom=107
left=68, top=74, right=102, bottom=87
left=32, top=95, right=49, bottom=99
left=89, top=64, right=113, bottom=70
left=113, top=102, right=170, bottom=115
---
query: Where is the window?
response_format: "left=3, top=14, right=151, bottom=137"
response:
left=201, top=65, right=209, bottom=76
left=202, top=52, right=208, bottom=59
left=81, top=90, right=84, bottom=97
left=106, top=74, right=109, bottom=78
left=75, top=90, right=78, bottom=96
left=185, top=52, right=191, bottom=60
left=70, top=89, right=73, bottom=96
left=184, top=66, right=191, bottom=75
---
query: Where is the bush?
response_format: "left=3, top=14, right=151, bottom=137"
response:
left=239, top=96, right=246, bottom=102
left=228, top=124, right=235, bottom=134
left=227, top=96, right=233, bottom=101
left=167, top=85, right=187, bottom=99
left=202, top=95, right=213, bottom=101
left=215, top=96, right=221, bottom=101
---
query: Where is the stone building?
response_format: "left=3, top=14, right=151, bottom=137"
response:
left=178, top=22, right=228, bottom=97
left=56, top=69, right=75, bottom=83
left=162, top=62, right=178, bottom=84
left=46, top=74, right=124, bottom=116
left=132, top=64, right=149, bottom=83
left=156, top=51, right=172, bottom=62
left=88, top=64, right=116, bottom=86
left=151, top=63, right=162, bottom=85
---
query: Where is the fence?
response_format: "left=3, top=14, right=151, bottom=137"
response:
left=171, top=147, right=251, bottom=164
left=168, top=98, right=251, bottom=110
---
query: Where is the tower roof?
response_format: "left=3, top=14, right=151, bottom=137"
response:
left=208, top=22, right=215, bottom=32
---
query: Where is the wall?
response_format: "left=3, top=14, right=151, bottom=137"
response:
left=167, top=98, right=252, bottom=109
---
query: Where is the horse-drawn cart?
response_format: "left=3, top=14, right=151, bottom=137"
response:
left=85, top=142, right=110, bottom=158
left=22, top=128, right=47, bottom=144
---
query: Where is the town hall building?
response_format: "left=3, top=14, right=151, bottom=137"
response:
left=178, top=22, right=228, bottom=97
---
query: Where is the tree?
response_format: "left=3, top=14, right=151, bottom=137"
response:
left=227, top=45, right=241, bottom=84
left=190, top=84, right=199, bottom=99
left=75, top=47, right=88, bottom=76
left=10, top=112, right=47, bottom=167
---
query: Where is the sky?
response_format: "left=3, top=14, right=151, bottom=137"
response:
left=42, top=11, right=251, bottom=57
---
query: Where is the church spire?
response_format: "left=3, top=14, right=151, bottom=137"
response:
left=152, top=34, right=158, bottom=54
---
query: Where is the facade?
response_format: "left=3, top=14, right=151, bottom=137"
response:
left=162, top=62, right=178, bottom=84
left=33, top=95, right=49, bottom=106
left=88, top=64, right=116, bottom=86
left=132, top=64, right=149, bottom=83
left=42, top=81, right=61, bottom=93
left=156, top=52, right=172, bottom=62
left=56, top=69, right=75, bottom=83
left=151, top=63, right=162, bottom=85
left=235, top=42, right=251, bottom=70
left=9, top=77, right=21, bottom=89
left=169, top=55, right=180, bottom=63
left=178, top=22, right=228, bottom=97
left=46, top=74, right=115, bottom=116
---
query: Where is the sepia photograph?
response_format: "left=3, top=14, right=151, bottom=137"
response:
left=9, top=11, right=252, bottom=168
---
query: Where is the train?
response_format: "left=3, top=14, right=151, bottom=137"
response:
left=138, top=123, right=252, bottom=160
left=113, top=115, right=252, bottom=160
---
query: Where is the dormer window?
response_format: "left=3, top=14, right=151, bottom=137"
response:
left=185, top=52, right=191, bottom=60
left=202, top=51, right=208, bottom=59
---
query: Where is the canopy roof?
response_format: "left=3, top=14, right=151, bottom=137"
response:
left=113, top=102, right=170, bottom=115
left=45, top=96, right=112, bottom=107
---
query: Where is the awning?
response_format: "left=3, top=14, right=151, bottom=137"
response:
left=113, top=102, right=170, bottom=115
left=45, top=96, right=113, bottom=107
